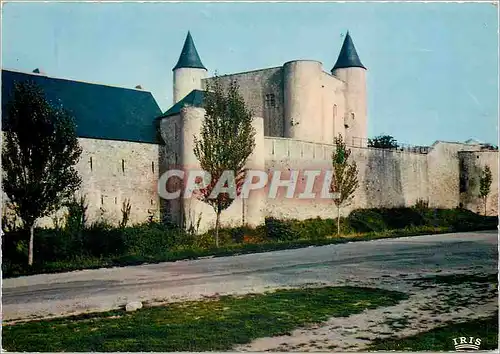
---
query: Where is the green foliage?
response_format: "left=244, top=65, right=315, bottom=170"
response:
left=369, top=315, right=498, bottom=351
left=479, top=165, right=492, bottom=198
left=479, top=165, right=493, bottom=215
left=3, top=286, right=408, bottom=352
left=2, top=81, right=82, bottom=265
left=331, top=134, right=359, bottom=208
left=368, top=134, right=399, bottom=149
left=64, top=195, right=88, bottom=235
left=193, top=75, right=256, bottom=246
left=348, top=209, right=387, bottom=233
left=265, top=218, right=300, bottom=242
left=331, top=134, right=359, bottom=234
left=2, top=208, right=496, bottom=278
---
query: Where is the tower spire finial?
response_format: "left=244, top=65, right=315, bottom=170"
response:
left=332, top=31, right=366, bottom=72
left=173, top=31, right=206, bottom=71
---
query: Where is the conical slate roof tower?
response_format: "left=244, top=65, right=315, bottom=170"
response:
left=332, top=32, right=366, bottom=71
left=173, top=31, right=206, bottom=71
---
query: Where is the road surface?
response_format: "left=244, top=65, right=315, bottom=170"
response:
left=2, top=231, right=497, bottom=322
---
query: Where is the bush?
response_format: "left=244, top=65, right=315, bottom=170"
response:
left=289, top=217, right=339, bottom=239
left=348, top=209, right=387, bottom=233
left=265, top=218, right=300, bottom=241
left=122, top=222, right=186, bottom=256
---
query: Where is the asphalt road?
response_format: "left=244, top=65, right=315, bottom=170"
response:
left=2, top=231, right=498, bottom=322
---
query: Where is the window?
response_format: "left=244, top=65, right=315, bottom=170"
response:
left=333, top=104, right=337, bottom=120
left=89, top=157, right=93, bottom=171
left=122, top=159, right=125, bottom=174
left=351, top=112, right=355, bottom=120
left=152, top=161, right=155, bottom=173
left=265, top=94, right=276, bottom=108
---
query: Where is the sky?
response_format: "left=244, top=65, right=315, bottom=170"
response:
left=2, top=2, right=498, bottom=146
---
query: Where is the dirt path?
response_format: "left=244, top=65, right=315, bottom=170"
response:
left=235, top=267, right=498, bottom=352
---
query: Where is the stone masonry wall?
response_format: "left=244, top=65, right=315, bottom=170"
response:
left=203, top=67, right=284, bottom=137
left=31, top=137, right=160, bottom=228
left=459, top=150, right=499, bottom=216
left=264, top=137, right=429, bottom=219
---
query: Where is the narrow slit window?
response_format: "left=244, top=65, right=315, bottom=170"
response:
left=122, top=159, right=125, bottom=174
left=265, top=94, right=276, bottom=108
left=89, top=157, right=93, bottom=171
left=152, top=161, right=155, bottom=173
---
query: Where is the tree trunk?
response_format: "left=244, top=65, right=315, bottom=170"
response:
left=484, top=197, right=487, bottom=216
left=337, top=206, right=341, bottom=235
left=215, top=210, right=220, bottom=248
left=28, top=224, right=34, bottom=266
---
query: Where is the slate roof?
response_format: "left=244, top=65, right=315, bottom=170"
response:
left=158, top=89, right=205, bottom=118
left=332, top=32, right=366, bottom=71
left=173, top=32, right=207, bottom=71
left=2, top=69, right=162, bottom=144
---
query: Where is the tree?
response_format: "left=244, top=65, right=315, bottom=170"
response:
left=479, top=165, right=492, bottom=216
left=330, top=134, right=359, bottom=235
left=2, top=81, right=82, bottom=265
left=368, top=135, right=398, bottom=149
left=193, top=76, right=256, bottom=247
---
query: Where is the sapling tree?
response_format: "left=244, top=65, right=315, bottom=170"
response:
left=330, top=134, right=359, bottom=235
left=479, top=165, right=492, bottom=216
left=2, top=81, right=82, bottom=265
left=193, top=76, right=256, bottom=247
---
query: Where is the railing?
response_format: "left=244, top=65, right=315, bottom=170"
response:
left=348, top=137, right=431, bottom=154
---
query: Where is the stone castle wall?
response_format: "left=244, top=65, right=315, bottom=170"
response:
left=203, top=67, right=285, bottom=137
left=459, top=150, right=499, bottom=216
left=203, top=62, right=349, bottom=145
left=20, top=137, right=160, bottom=228
left=264, top=137, right=429, bottom=219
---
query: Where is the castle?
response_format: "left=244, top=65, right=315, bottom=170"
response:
left=2, top=31, right=498, bottom=231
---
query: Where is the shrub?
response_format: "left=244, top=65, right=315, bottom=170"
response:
left=122, top=222, right=187, bottom=256
left=348, top=209, right=387, bottom=233
left=82, top=222, right=125, bottom=257
left=265, top=218, right=299, bottom=241
left=290, top=217, right=338, bottom=239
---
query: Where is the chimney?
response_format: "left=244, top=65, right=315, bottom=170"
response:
left=135, top=85, right=143, bottom=90
left=32, top=68, right=46, bottom=75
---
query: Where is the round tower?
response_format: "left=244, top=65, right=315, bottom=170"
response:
left=173, top=31, right=207, bottom=104
left=283, top=60, right=323, bottom=142
left=331, top=32, right=367, bottom=147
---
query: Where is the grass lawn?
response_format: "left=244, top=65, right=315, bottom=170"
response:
left=368, top=315, right=499, bottom=351
left=2, top=286, right=408, bottom=352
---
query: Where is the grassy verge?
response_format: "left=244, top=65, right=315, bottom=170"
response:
left=368, top=315, right=499, bottom=351
left=4, top=225, right=461, bottom=278
left=2, top=286, right=408, bottom=352
left=4, top=206, right=497, bottom=278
